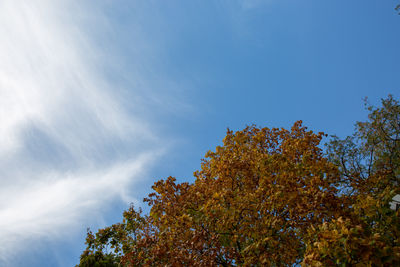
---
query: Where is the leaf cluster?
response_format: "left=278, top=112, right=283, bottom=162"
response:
left=77, top=96, right=400, bottom=266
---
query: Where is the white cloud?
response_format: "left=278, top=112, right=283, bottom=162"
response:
left=0, top=0, right=166, bottom=261
left=0, top=155, right=152, bottom=253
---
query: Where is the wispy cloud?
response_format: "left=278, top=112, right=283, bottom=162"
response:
left=0, top=0, right=166, bottom=261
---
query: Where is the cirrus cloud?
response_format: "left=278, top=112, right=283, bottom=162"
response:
left=0, top=0, right=168, bottom=262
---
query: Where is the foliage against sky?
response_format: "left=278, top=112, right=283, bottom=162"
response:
left=0, top=0, right=399, bottom=266
left=78, top=96, right=400, bottom=266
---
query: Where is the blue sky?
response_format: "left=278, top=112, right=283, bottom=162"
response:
left=0, top=0, right=399, bottom=266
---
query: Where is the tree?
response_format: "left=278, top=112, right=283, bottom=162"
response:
left=78, top=122, right=346, bottom=266
left=77, top=96, right=400, bottom=266
left=303, top=95, right=400, bottom=266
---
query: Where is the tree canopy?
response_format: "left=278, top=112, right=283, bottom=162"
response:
left=77, top=96, right=400, bottom=266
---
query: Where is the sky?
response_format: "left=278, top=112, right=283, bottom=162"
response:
left=0, top=0, right=399, bottom=266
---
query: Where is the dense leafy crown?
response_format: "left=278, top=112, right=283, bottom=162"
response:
left=77, top=96, right=400, bottom=266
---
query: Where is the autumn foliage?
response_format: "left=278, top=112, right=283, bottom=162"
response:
left=77, top=96, right=400, bottom=266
